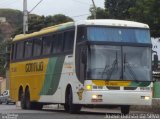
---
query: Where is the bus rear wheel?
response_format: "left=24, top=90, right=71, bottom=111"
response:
left=21, top=93, right=26, bottom=109
left=121, top=105, right=130, bottom=115
left=25, top=88, right=31, bottom=109
left=24, top=89, right=43, bottom=110
left=66, top=88, right=81, bottom=113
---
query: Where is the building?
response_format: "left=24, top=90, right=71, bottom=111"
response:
left=0, top=78, right=7, bottom=94
left=0, top=17, right=6, bottom=23
left=152, top=38, right=160, bottom=61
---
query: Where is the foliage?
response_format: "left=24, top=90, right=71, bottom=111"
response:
left=0, top=9, right=23, bottom=28
left=129, top=0, right=160, bottom=37
left=88, top=0, right=136, bottom=20
left=0, top=40, right=10, bottom=77
left=14, top=14, right=73, bottom=35
left=88, top=7, right=108, bottom=19
left=105, top=0, right=136, bottom=19
left=0, top=30, right=4, bottom=41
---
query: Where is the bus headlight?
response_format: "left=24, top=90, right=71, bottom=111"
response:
left=144, top=96, right=150, bottom=100
left=92, top=94, right=98, bottom=99
left=91, top=94, right=103, bottom=102
left=86, top=85, right=92, bottom=90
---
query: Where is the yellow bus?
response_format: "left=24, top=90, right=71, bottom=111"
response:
left=10, top=20, right=152, bottom=114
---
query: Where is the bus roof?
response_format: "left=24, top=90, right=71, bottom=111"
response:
left=13, top=19, right=149, bottom=42
left=76, top=19, right=149, bottom=29
left=13, top=22, right=74, bottom=41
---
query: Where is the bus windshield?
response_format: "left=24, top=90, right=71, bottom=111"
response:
left=87, top=45, right=152, bottom=81
left=87, top=26, right=151, bottom=43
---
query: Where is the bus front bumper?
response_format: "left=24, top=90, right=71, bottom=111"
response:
left=83, top=90, right=152, bottom=106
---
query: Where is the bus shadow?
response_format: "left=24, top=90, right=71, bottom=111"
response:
left=42, top=108, right=121, bottom=116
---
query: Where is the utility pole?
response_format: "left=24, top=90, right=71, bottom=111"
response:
left=23, top=0, right=28, bottom=34
left=91, top=0, right=96, bottom=19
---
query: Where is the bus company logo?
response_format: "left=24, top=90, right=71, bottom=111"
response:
left=64, top=62, right=73, bottom=69
left=77, top=88, right=84, bottom=100
left=25, top=62, right=43, bottom=72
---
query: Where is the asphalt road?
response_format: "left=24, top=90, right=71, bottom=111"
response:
left=0, top=104, right=159, bottom=119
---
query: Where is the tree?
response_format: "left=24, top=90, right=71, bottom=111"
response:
left=105, top=0, right=136, bottom=19
left=14, top=14, right=73, bottom=35
left=47, top=14, right=73, bottom=25
left=88, top=0, right=136, bottom=20
left=88, top=7, right=108, bottom=19
left=88, top=0, right=160, bottom=37
left=129, top=0, right=160, bottom=37
left=0, top=40, right=10, bottom=77
left=0, top=9, right=23, bottom=28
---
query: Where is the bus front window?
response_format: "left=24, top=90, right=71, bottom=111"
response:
left=87, top=45, right=152, bottom=82
left=87, top=45, right=122, bottom=81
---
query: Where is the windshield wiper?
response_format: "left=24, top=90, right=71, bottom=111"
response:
left=101, top=52, right=118, bottom=80
left=124, top=54, right=138, bottom=82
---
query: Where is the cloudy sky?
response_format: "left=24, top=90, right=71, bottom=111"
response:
left=0, top=0, right=105, bottom=21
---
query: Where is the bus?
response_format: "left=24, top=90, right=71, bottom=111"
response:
left=10, top=19, right=152, bottom=114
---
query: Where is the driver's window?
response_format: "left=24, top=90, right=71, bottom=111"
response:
left=79, top=47, right=87, bottom=83
left=77, top=26, right=86, bottom=43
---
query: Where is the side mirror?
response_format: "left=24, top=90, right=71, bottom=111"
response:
left=153, top=54, right=158, bottom=70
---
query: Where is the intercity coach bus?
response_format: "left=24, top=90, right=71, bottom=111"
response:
left=10, top=20, right=152, bottom=114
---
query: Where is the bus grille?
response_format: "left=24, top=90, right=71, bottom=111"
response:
left=124, top=87, right=137, bottom=90
left=106, top=86, right=137, bottom=90
left=106, top=86, right=120, bottom=90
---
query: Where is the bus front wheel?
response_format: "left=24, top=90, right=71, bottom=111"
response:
left=65, top=88, right=81, bottom=113
left=121, top=105, right=130, bottom=115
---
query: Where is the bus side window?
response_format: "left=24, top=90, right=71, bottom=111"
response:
left=16, top=41, right=24, bottom=60
left=64, top=30, right=74, bottom=52
left=52, top=34, right=58, bottom=54
left=24, top=40, right=33, bottom=58
left=42, top=35, right=52, bottom=55
left=57, top=33, right=64, bottom=53
left=33, top=38, right=42, bottom=57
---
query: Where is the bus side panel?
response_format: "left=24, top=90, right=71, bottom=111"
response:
left=39, top=56, right=65, bottom=103
left=9, top=58, right=49, bottom=102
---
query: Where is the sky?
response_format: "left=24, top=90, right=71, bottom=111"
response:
left=0, top=0, right=105, bottom=21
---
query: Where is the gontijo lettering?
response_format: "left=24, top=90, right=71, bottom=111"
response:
left=25, top=62, right=43, bottom=72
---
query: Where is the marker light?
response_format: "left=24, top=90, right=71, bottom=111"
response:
left=86, top=85, right=92, bottom=90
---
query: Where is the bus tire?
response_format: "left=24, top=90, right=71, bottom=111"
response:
left=64, top=103, right=69, bottom=112
left=68, top=88, right=81, bottom=114
left=25, top=88, right=31, bottom=109
left=21, top=93, right=26, bottom=109
left=121, top=105, right=130, bottom=115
